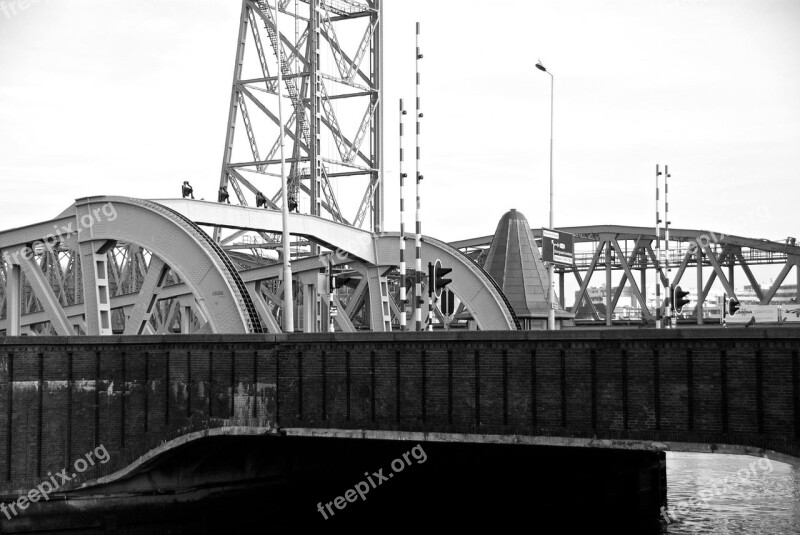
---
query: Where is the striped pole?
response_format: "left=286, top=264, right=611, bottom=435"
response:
left=329, top=257, right=335, bottom=333
left=414, top=22, right=423, bottom=332
left=655, top=164, right=662, bottom=329
left=665, top=165, right=671, bottom=328
left=399, top=99, right=407, bottom=330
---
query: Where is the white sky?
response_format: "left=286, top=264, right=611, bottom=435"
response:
left=1, top=0, right=799, bottom=296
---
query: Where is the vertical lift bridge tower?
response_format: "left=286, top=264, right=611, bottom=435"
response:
left=217, top=0, right=384, bottom=238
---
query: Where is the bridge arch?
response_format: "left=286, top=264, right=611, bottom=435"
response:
left=0, top=196, right=262, bottom=335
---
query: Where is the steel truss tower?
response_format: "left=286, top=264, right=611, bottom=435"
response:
left=218, top=0, right=384, bottom=236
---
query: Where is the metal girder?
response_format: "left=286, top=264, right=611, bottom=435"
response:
left=761, top=261, right=795, bottom=305
left=610, top=238, right=652, bottom=320
left=122, top=256, right=169, bottom=335
left=219, top=0, right=382, bottom=232
left=702, top=245, right=737, bottom=299
left=237, top=94, right=264, bottom=171
left=572, top=241, right=605, bottom=318
left=670, top=246, right=694, bottom=288
left=346, top=99, right=377, bottom=163
left=320, top=293, right=355, bottom=332
left=246, top=281, right=283, bottom=333
left=240, top=86, right=310, bottom=154
left=736, top=252, right=765, bottom=302
left=247, top=4, right=277, bottom=93
left=320, top=1, right=350, bottom=80
left=2, top=196, right=519, bottom=334
left=13, top=254, right=75, bottom=336
left=571, top=268, right=601, bottom=320
left=155, top=199, right=376, bottom=263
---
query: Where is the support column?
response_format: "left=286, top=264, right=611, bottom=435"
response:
left=310, top=0, right=321, bottom=221
left=605, top=241, right=613, bottom=326
left=181, top=305, right=191, bottom=334
left=372, top=0, right=384, bottom=232
left=640, top=250, right=648, bottom=317
left=6, top=263, right=21, bottom=336
left=79, top=241, right=116, bottom=335
left=558, top=269, right=565, bottom=308
left=696, top=247, right=704, bottom=325
left=729, top=262, right=734, bottom=290
left=303, top=283, right=316, bottom=333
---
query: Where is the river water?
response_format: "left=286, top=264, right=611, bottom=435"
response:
left=661, top=452, right=800, bottom=534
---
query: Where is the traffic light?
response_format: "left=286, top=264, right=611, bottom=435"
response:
left=673, top=286, right=690, bottom=313
left=728, top=298, right=741, bottom=316
left=334, top=276, right=354, bottom=289
left=428, top=259, right=452, bottom=298
left=440, top=289, right=455, bottom=316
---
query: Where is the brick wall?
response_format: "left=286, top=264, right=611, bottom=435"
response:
left=0, top=328, right=798, bottom=487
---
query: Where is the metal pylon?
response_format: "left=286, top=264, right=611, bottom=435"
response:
left=216, top=0, right=384, bottom=243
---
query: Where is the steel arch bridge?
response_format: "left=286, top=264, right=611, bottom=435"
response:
left=452, top=225, right=800, bottom=325
left=0, top=197, right=518, bottom=336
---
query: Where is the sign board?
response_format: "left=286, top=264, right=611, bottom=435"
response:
left=329, top=305, right=338, bottom=317
left=541, top=228, right=575, bottom=266
left=782, top=306, right=800, bottom=323
left=727, top=304, right=779, bottom=324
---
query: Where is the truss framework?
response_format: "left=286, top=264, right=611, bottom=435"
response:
left=453, top=224, right=800, bottom=325
left=218, top=0, right=383, bottom=238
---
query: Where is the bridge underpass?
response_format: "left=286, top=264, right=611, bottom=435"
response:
left=0, top=329, right=798, bottom=531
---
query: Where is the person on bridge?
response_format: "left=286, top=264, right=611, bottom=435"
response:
left=218, top=186, right=230, bottom=204
left=256, top=191, right=267, bottom=208
left=181, top=181, right=194, bottom=199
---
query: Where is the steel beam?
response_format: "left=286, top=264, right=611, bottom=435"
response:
left=610, top=239, right=652, bottom=319
left=123, top=256, right=169, bottom=335
left=17, top=255, right=76, bottom=336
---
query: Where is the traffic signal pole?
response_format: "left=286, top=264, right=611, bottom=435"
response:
left=414, top=23, right=423, bottom=332
left=328, top=258, right=335, bottom=333
left=722, top=292, right=727, bottom=328
left=664, top=165, right=671, bottom=328
left=655, top=165, right=662, bottom=329
left=399, top=99, right=407, bottom=331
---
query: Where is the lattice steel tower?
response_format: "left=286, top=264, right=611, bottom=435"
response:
left=218, top=0, right=384, bottom=234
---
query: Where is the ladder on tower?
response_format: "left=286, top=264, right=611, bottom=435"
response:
left=256, top=1, right=310, bottom=147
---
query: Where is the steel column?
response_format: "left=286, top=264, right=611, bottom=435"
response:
left=6, top=263, right=21, bottom=336
left=696, top=246, right=703, bottom=325
left=605, top=241, right=612, bottom=326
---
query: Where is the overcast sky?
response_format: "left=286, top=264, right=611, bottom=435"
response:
left=1, top=0, right=799, bottom=292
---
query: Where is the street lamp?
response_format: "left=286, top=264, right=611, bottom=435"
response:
left=536, top=60, right=555, bottom=330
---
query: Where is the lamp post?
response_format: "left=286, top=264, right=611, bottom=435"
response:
left=536, top=61, right=555, bottom=330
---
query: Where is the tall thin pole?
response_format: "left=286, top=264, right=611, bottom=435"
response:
left=399, top=99, right=407, bottom=330
left=664, top=165, right=671, bottom=328
left=547, top=71, right=555, bottom=331
left=414, top=22, right=423, bottom=332
left=655, top=164, right=662, bottom=329
left=276, top=0, right=294, bottom=333
left=328, top=257, right=335, bottom=333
